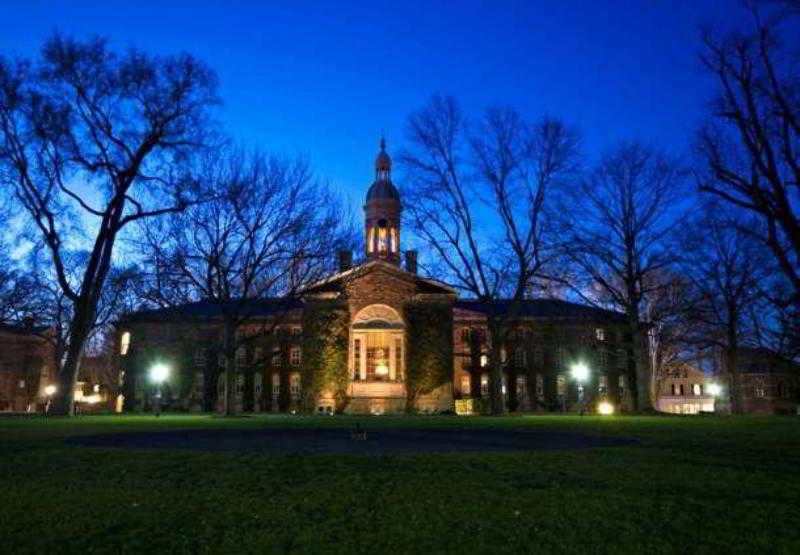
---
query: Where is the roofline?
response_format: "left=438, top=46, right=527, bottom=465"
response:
left=301, top=259, right=457, bottom=294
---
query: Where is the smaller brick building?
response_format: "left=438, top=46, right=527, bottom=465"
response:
left=655, top=364, right=716, bottom=414
left=0, top=323, right=55, bottom=412
left=732, top=347, right=800, bottom=415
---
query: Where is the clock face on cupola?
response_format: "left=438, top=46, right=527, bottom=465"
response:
left=364, top=137, right=401, bottom=265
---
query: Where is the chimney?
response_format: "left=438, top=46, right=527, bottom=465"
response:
left=405, top=250, right=418, bottom=274
left=338, top=250, right=353, bottom=273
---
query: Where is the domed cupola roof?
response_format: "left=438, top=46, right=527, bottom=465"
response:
left=366, top=137, right=400, bottom=202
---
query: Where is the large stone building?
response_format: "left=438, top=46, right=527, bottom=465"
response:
left=731, top=347, right=800, bottom=415
left=116, top=141, right=636, bottom=414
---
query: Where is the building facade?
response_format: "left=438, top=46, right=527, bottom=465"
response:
left=0, top=323, right=54, bottom=412
left=116, top=141, right=637, bottom=415
left=655, top=364, right=716, bottom=414
left=731, top=348, right=800, bottom=415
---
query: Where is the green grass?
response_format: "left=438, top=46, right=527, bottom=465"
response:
left=1, top=414, right=798, bottom=554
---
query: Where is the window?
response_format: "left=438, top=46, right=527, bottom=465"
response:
left=292, top=327, right=302, bottom=336
left=480, top=354, right=488, bottom=368
left=120, top=331, right=131, bottom=355
left=598, top=374, right=608, bottom=394
left=461, top=328, right=471, bottom=343
left=671, top=383, right=678, bottom=396
left=516, top=375, right=527, bottom=398
left=236, top=374, right=244, bottom=394
left=692, top=383, right=702, bottom=396
left=480, top=373, right=489, bottom=397
left=595, top=328, right=605, bottom=341
left=534, top=348, right=544, bottom=366
left=290, top=373, right=301, bottom=398
left=290, top=347, right=301, bottom=367
left=536, top=374, right=544, bottom=398
left=271, top=350, right=282, bottom=368
left=271, top=373, right=280, bottom=396
left=556, top=374, right=566, bottom=396
left=514, top=348, right=526, bottom=368
left=254, top=347, right=264, bottom=362
left=619, top=374, right=627, bottom=391
left=500, top=348, right=507, bottom=363
left=254, top=374, right=262, bottom=395
left=460, top=375, right=470, bottom=396
left=236, top=346, right=247, bottom=363
left=755, top=386, right=767, bottom=398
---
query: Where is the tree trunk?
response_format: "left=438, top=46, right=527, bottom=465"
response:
left=223, top=318, right=237, bottom=416
left=51, top=314, right=91, bottom=416
left=724, top=346, right=742, bottom=415
left=628, top=307, right=652, bottom=412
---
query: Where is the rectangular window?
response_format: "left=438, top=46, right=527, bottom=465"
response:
left=480, top=373, right=489, bottom=397
left=516, top=375, right=527, bottom=398
left=271, top=373, right=280, bottom=396
left=236, top=374, right=244, bottom=394
left=536, top=374, right=544, bottom=398
left=598, top=374, right=608, bottom=394
left=595, top=328, right=605, bottom=341
left=480, top=354, right=488, bottom=368
left=672, top=383, right=678, bottom=396
left=290, top=373, right=301, bottom=398
left=290, top=347, right=301, bottom=366
left=272, top=349, right=281, bottom=368
left=692, top=383, right=702, bottom=396
left=514, top=348, right=526, bottom=368
left=120, top=331, right=131, bottom=355
left=236, top=346, right=247, bottom=363
left=556, top=374, right=566, bottom=396
left=755, top=386, right=766, bottom=398
left=460, top=375, right=470, bottom=396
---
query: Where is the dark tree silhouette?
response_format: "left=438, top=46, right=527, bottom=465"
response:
left=136, top=148, right=353, bottom=415
left=0, top=35, right=219, bottom=415
left=698, top=6, right=800, bottom=307
left=401, top=94, right=579, bottom=414
left=558, top=142, right=688, bottom=411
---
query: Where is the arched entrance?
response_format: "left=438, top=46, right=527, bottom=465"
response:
left=350, top=304, right=405, bottom=383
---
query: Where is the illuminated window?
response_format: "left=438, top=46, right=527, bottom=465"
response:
left=290, top=347, right=301, bottom=366
left=556, top=374, right=566, bottom=396
left=595, top=328, right=605, bottom=341
left=480, top=355, right=488, bottom=368
left=516, top=375, right=527, bottom=398
left=271, top=373, right=280, bottom=396
left=460, top=375, right=470, bottom=395
left=598, top=374, right=608, bottom=394
left=271, top=349, right=281, bottom=367
left=755, top=386, right=766, bottom=398
left=120, top=331, right=131, bottom=355
left=692, top=383, right=702, bottom=396
left=390, top=228, right=399, bottom=253
left=480, top=373, right=489, bottom=396
left=290, top=373, right=301, bottom=398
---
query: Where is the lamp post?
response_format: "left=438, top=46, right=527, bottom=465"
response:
left=570, top=362, right=590, bottom=416
left=43, top=384, right=56, bottom=416
left=149, top=363, right=170, bottom=417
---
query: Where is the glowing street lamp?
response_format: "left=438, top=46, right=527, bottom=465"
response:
left=149, top=363, right=170, bottom=417
left=597, top=401, right=615, bottom=415
left=570, top=362, right=590, bottom=416
left=707, top=383, right=722, bottom=397
left=43, top=384, right=56, bottom=416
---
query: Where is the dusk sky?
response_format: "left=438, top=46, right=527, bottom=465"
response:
left=3, top=1, right=748, bottom=207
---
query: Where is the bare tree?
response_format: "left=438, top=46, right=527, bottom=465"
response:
left=559, top=142, right=688, bottom=411
left=136, top=148, right=352, bottom=415
left=0, top=35, right=218, bottom=415
left=680, top=203, right=774, bottom=413
left=698, top=5, right=800, bottom=307
left=401, top=94, right=579, bottom=414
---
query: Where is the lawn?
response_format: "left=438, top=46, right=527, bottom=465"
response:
left=1, top=414, right=798, bottom=554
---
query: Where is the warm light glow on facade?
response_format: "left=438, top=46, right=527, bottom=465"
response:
left=597, top=401, right=615, bottom=415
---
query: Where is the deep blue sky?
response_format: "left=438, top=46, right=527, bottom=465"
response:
left=2, top=0, right=747, bottom=208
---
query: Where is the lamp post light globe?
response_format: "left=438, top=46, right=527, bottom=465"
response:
left=570, top=362, right=590, bottom=416
left=707, top=383, right=722, bottom=397
left=44, top=384, right=57, bottom=397
left=570, top=362, right=590, bottom=383
left=150, top=363, right=170, bottom=384
left=149, top=363, right=170, bottom=417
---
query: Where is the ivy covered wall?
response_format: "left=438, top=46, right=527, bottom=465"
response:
left=301, top=300, right=350, bottom=412
left=404, top=300, right=453, bottom=411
